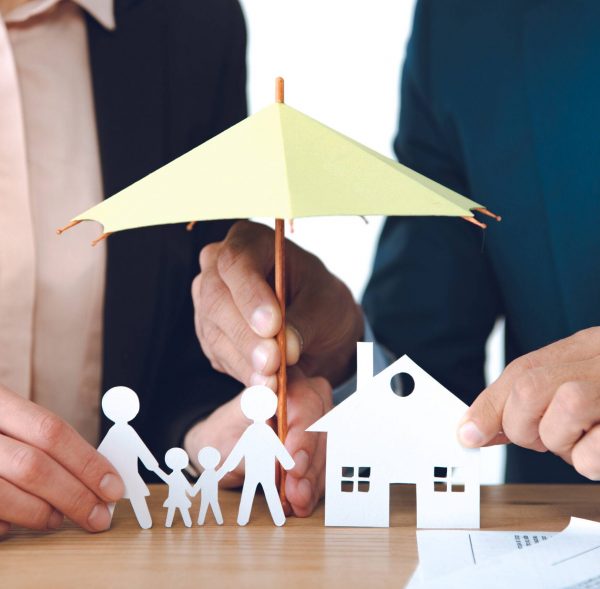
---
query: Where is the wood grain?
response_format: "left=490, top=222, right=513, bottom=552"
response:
left=1, top=484, right=599, bottom=588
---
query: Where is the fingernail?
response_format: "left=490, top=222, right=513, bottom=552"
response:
left=250, top=373, right=277, bottom=391
left=99, top=473, right=125, bottom=501
left=458, top=421, right=485, bottom=447
left=293, top=450, right=309, bottom=477
left=286, top=325, right=303, bottom=365
left=252, top=343, right=270, bottom=373
left=250, top=372, right=270, bottom=386
left=251, top=306, right=274, bottom=336
left=48, top=510, right=64, bottom=530
left=88, top=503, right=112, bottom=531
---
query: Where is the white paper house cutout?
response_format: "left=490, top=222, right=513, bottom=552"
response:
left=307, top=343, right=480, bottom=529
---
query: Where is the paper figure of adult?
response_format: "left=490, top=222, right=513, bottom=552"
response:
left=97, top=387, right=167, bottom=529
left=221, top=386, right=295, bottom=526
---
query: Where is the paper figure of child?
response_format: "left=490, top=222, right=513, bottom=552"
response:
left=97, top=386, right=167, bottom=529
left=220, top=385, right=295, bottom=527
left=191, top=447, right=225, bottom=525
left=163, top=447, right=194, bottom=528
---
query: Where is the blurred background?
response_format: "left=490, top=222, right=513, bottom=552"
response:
left=239, top=0, right=505, bottom=483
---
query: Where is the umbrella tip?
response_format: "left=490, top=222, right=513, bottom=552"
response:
left=462, top=216, right=487, bottom=229
left=56, top=220, right=82, bottom=235
left=276, top=77, right=284, bottom=103
left=474, top=207, right=502, bottom=222
left=91, top=232, right=112, bottom=247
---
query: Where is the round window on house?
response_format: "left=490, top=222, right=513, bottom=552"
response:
left=390, top=372, right=415, bottom=397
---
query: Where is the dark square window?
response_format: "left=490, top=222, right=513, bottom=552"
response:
left=357, top=481, right=370, bottom=493
left=452, top=484, right=465, bottom=493
left=358, top=467, right=371, bottom=478
left=434, top=482, right=447, bottom=493
left=341, top=466, right=354, bottom=478
left=341, top=481, right=354, bottom=493
left=433, top=466, right=447, bottom=478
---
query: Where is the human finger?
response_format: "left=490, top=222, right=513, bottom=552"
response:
left=501, top=368, right=555, bottom=452
left=0, top=521, right=10, bottom=536
left=0, top=477, right=63, bottom=530
left=458, top=336, right=600, bottom=449
left=194, top=260, right=280, bottom=380
left=571, top=423, right=600, bottom=480
left=199, top=319, right=262, bottom=386
left=0, top=435, right=112, bottom=532
left=539, top=381, right=600, bottom=465
left=0, top=389, right=124, bottom=504
left=286, top=431, right=327, bottom=518
left=503, top=360, right=600, bottom=451
left=216, top=221, right=281, bottom=338
left=284, top=375, right=332, bottom=516
left=286, top=274, right=362, bottom=368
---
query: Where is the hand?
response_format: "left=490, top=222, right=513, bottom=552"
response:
left=0, top=384, right=125, bottom=535
left=458, top=327, right=600, bottom=480
left=192, top=220, right=364, bottom=389
left=184, top=370, right=332, bottom=517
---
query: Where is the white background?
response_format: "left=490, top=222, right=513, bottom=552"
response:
left=239, top=0, right=505, bottom=483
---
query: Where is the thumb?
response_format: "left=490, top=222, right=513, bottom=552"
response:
left=458, top=381, right=511, bottom=448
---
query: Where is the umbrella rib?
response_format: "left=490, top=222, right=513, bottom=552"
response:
left=91, top=232, right=112, bottom=246
left=56, top=220, right=82, bottom=235
left=474, top=207, right=502, bottom=221
left=462, top=216, right=487, bottom=229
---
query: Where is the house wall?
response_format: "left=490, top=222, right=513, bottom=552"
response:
left=415, top=450, right=480, bottom=529
left=323, top=435, right=390, bottom=527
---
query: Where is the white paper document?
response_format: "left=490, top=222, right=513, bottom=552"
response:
left=408, top=528, right=553, bottom=585
left=408, top=517, right=600, bottom=589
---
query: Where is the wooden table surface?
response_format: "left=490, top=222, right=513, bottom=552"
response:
left=1, top=484, right=599, bottom=588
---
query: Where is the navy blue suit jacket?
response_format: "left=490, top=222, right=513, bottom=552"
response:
left=362, top=0, right=600, bottom=483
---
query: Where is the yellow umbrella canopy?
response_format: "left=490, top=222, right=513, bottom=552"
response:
left=66, top=99, right=486, bottom=235
left=59, top=78, right=498, bottom=506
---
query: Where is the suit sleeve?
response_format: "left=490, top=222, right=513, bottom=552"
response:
left=362, top=0, right=502, bottom=404
left=209, top=0, right=248, bottom=137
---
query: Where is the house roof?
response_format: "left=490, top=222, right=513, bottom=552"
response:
left=306, top=354, right=468, bottom=433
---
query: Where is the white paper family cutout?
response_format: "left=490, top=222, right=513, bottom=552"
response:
left=220, top=385, right=295, bottom=526
left=192, top=447, right=225, bottom=525
left=163, top=448, right=194, bottom=527
left=97, top=384, right=294, bottom=529
left=97, top=386, right=167, bottom=529
left=98, top=345, right=480, bottom=531
left=307, top=342, right=481, bottom=529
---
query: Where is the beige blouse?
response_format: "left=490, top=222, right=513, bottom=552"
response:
left=0, top=0, right=114, bottom=443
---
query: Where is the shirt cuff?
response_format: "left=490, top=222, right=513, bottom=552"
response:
left=332, top=312, right=396, bottom=405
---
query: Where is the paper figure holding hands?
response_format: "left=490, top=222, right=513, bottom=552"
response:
left=221, top=385, right=295, bottom=527
left=191, top=447, right=225, bottom=525
left=97, top=386, right=167, bottom=529
left=162, top=448, right=194, bottom=528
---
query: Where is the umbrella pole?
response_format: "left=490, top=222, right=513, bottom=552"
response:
left=275, top=217, right=288, bottom=506
left=274, top=76, right=289, bottom=507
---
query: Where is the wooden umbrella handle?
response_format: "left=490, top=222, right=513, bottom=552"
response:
left=275, top=218, right=289, bottom=507
left=274, top=77, right=290, bottom=508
